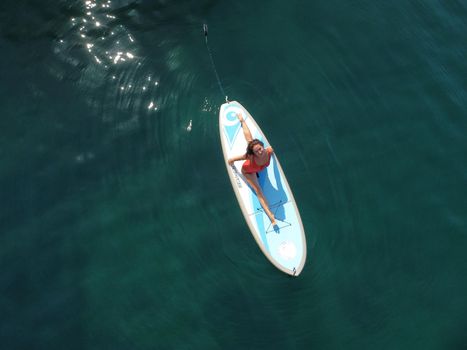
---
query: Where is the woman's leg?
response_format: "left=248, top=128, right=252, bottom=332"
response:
left=236, top=112, right=253, bottom=143
left=242, top=171, right=276, bottom=225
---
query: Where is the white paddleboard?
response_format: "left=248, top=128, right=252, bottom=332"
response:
left=219, top=101, right=307, bottom=276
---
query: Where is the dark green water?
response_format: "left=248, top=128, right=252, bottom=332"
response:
left=1, top=1, right=466, bottom=349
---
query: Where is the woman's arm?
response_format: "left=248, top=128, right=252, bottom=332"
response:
left=237, top=113, right=253, bottom=143
left=228, top=153, right=247, bottom=165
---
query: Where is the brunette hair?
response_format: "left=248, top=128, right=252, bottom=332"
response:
left=246, top=139, right=264, bottom=155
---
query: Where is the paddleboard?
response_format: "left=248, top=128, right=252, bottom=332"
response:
left=219, top=101, right=307, bottom=276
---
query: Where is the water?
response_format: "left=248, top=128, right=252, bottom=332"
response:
left=1, top=1, right=466, bottom=349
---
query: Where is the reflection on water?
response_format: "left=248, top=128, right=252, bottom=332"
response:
left=52, top=0, right=162, bottom=137
left=48, top=0, right=219, bottom=146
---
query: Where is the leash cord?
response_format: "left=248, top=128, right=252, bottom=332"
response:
left=204, top=24, right=229, bottom=102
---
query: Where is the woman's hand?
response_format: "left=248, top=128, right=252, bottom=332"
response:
left=228, top=158, right=234, bottom=166
left=236, top=112, right=244, bottom=122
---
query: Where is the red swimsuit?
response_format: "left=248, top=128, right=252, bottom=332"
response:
left=242, top=147, right=273, bottom=174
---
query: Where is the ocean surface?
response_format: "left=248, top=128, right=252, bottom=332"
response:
left=1, top=1, right=466, bottom=349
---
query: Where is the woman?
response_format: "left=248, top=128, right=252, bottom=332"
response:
left=228, top=112, right=277, bottom=226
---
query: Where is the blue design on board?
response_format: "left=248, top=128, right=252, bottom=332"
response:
left=258, top=155, right=288, bottom=222
left=223, top=107, right=241, bottom=149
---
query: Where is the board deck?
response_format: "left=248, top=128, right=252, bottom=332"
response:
left=219, top=101, right=307, bottom=276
